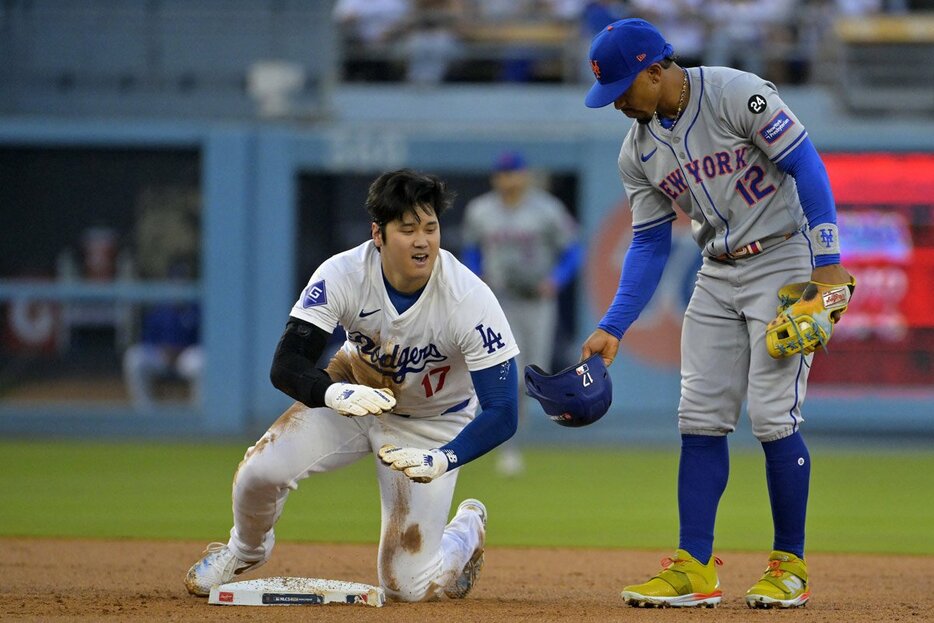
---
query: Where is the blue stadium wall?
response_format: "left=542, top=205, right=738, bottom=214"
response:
left=2, top=85, right=932, bottom=444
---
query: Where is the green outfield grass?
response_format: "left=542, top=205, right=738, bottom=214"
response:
left=0, top=441, right=931, bottom=555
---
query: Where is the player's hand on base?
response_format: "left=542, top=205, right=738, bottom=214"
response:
left=378, top=445, right=449, bottom=483
left=581, top=328, right=620, bottom=368
left=324, top=383, right=395, bottom=416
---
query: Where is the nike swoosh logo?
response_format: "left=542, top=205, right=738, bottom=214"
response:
left=359, top=309, right=381, bottom=318
left=640, top=148, right=658, bottom=162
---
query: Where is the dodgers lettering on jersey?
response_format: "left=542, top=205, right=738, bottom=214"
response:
left=619, top=67, right=809, bottom=258
left=289, top=242, right=519, bottom=419
left=346, top=330, right=446, bottom=384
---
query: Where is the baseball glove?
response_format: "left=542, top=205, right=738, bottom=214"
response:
left=765, top=277, right=856, bottom=358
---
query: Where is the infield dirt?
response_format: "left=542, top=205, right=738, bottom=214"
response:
left=2, top=538, right=930, bottom=622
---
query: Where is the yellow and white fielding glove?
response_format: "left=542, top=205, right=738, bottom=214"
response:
left=324, top=383, right=395, bottom=416
left=378, top=444, right=449, bottom=483
left=765, top=277, right=856, bottom=358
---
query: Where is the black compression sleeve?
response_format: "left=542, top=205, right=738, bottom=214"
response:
left=269, top=319, right=335, bottom=408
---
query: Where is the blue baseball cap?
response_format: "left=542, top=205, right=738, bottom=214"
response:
left=492, top=150, right=527, bottom=173
left=585, top=18, right=674, bottom=109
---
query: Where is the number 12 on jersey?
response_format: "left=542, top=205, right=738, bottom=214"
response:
left=421, top=366, right=451, bottom=397
left=734, top=165, right=776, bottom=206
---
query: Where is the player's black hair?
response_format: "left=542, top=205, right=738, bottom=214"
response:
left=365, top=169, right=454, bottom=236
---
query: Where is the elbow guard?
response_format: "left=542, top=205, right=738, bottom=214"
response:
left=269, top=319, right=334, bottom=407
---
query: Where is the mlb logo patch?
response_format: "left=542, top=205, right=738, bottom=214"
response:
left=302, top=280, right=327, bottom=308
left=759, top=110, right=795, bottom=144
left=575, top=363, right=590, bottom=376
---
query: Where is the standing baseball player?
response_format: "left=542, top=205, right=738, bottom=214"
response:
left=184, top=169, right=519, bottom=602
left=461, top=151, right=582, bottom=476
left=581, top=19, right=855, bottom=608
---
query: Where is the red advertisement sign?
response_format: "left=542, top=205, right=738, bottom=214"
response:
left=586, top=152, right=934, bottom=386
left=810, top=153, right=934, bottom=385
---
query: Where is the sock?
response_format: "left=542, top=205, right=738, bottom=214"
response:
left=762, top=432, right=810, bottom=558
left=678, top=434, right=729, bottom=565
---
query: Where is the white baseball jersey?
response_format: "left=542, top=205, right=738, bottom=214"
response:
left=290, top=241, right=519, bottom=419
left=218, top=240, right=514, bottom=603
left=619, top=66, right=809, bottom=258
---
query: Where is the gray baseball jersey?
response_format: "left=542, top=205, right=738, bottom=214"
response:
left=620, top=66, right=809, bottom=259
left=462, top=187, right=577, bottom=418
left=462, top=188, right=578, bottom=297
left=618, top=66, right=817, bottom=441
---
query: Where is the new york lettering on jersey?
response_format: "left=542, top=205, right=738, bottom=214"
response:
left=657, top=147, right=755, bottom=200
left=624, top=67, right=809, bottom=255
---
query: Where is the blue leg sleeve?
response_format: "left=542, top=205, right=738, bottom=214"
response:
left=678, top=434, right=729, bottom=564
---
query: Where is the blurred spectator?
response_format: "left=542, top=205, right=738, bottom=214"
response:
left=402, top=0, right=465, bottom=84
left=582, top=1, right=628, bottom=36
left=835, top=0, right=884, bottom=14
left=123, top=261, right=202, bottom=410
left=333, top=0, right=413, bottom=81
left=704, top=0, right=796, bottom=80
left=329, top=0, right=922, bottom=87
left=461, top=151, right=582, bottom=476
left=470, top=0, right=562, bottom=82
left=579, top=2, right=630, bottom=80
left=628, top=0, right=706, bottom=68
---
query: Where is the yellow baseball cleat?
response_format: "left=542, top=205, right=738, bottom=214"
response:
left=745, top=550, right=810, bottom=608
left=621, top=549, right=723, bottom=608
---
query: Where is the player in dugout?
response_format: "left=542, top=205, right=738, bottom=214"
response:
left=580, top=18, right=855, bottom=609
left=184, top=169, right=520, bottom=602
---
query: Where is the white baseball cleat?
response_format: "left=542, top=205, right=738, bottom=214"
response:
left=184, top=542, right=267, bottom=596
left=444, top=499, right=487, bottom=599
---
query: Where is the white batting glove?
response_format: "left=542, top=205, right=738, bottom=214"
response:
left=378, top=445, right=449, bottom=483
left=324, top=383, right=395, bottom=416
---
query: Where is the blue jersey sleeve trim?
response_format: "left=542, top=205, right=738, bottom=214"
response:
left=549, top=242, right=583, bottom=290
left=772, top=130, right=808, bottom=163
left=439, top=358, right=518, bottom=468
left=814, top=253, right=841, bottom=267
left=597, top=221, right=672, bottom=339
left=461, top=245, right=482, bottom=276
left=773, top=135, right=837, bottom=230
left=632, top=211, right=677, bottom=233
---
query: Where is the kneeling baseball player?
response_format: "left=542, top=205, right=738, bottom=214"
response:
left=185, top=169, right=519, bottom=602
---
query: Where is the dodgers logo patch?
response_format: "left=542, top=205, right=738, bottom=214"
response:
left=302, top=280, right=327, bottom=308
left=475, top=324, right=506, bottom=354
left=759, top=110, right=795, bottom=144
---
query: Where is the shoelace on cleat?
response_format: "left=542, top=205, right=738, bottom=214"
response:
left=659, top=555, right=723, bottom=569
left=203, top=542, right=227, bottom=555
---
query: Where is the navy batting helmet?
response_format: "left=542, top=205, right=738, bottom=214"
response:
left=524, top=355, right=613, bottom=427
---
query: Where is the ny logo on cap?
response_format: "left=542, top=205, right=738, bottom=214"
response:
left=590, top=59, right=601, bottom=79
